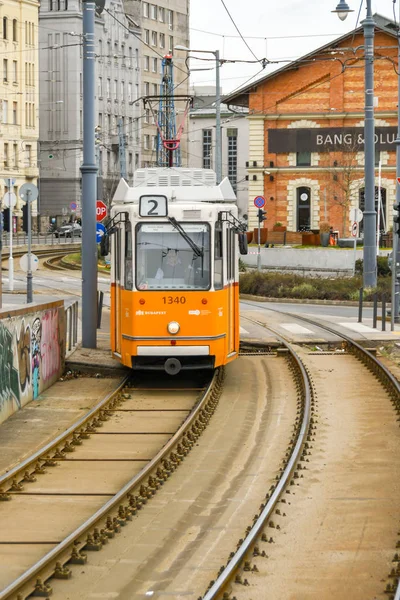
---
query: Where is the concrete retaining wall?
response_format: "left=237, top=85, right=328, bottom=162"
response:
left=0, top=301, right=65, bottom=425
left=244, top=248, right=391, bottom=275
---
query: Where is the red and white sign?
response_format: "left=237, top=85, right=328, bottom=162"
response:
left=397, top=177, right=400, bottom=185
left=96, top=200, right=107, bottom=222
left=351, top=221, right=358, bottom=237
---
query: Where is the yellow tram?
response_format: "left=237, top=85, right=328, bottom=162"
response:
left=103, top=168, right=247, bottom=374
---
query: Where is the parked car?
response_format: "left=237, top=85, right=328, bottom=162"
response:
left=54, top=223, right=82, bottom=238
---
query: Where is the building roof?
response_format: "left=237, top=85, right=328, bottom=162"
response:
left=223, top=13, right=398, bottom=108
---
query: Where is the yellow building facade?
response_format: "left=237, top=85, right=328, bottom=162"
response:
left=0, top=0, right=39, bottom=230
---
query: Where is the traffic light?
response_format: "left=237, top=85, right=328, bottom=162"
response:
left=22, top=203, right=28, bottom=233
left=394, top=202, right=400, bottom=237
left=3, top=208, right=9, bottom=233
left=257, top=208, right=267, bottom=223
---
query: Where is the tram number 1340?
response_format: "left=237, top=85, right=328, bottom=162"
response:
left=162, top=296, right=186, bottom=305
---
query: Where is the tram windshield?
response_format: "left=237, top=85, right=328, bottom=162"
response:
left=136, top=222, right=210, bottom=290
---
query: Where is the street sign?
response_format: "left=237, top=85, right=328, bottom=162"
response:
left=351, top=222, right=358, bottom=237
left=2, top=192, right=16, bottom=208
left=3, top=178, right=15, bottom=187
left=254, top=196, right=265, bottom=209
left=350, top=207, right=363, bottom=223
left=96, top=200, right=107, bottom=222
left=96, top=223, right=106, bottom=244
left=20, top=253, right=39, bottom=272
left=70, top=202, right=77, bottom=211
left=19, top=183, right=38, bottom=203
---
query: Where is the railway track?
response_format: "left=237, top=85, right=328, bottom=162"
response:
left=212, top=306, right=399, bottom=600
left=0, top=370, right=223, bottom=599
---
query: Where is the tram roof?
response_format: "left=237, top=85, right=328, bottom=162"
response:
left=112, top=168, right=237, bottom=204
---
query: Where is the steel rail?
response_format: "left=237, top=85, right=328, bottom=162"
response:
left=0, top=369, right=222, bottom=599
left=203, top=326, right=312, bottom=599
left=0, top=375, right=130, bottom=494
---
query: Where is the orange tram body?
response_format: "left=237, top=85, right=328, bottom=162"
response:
left=106, top=168, right=247, bottom=375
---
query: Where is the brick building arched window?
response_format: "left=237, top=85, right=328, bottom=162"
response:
left=297, top=187, right=311, bottom=231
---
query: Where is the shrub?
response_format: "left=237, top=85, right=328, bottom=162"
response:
left=290, top=283, right=317, bottom=298
left=319, top=221, right=331, bottom=233
left=355, top=256, right=390, bottom=277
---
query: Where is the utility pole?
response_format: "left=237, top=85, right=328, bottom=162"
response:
left=81, top=0, right=98, bottom=348
left=362, top=1, right=377, bottom=288
left=118, top=118, right=127, bottom=179
left=215, top=50, right=222, bottom=185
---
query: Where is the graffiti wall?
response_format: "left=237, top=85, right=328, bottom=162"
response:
left=0, top=301, right=65, bottom=424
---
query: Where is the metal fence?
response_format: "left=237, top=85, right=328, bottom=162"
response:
left=1, top=233, right=82, bottom=247
left=65, top=301, right=79, bottom=353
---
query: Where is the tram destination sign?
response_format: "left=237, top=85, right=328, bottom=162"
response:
left=268, top=127, right=398, bottom=153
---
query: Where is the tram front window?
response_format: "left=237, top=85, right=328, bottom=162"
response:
left=136, top=222, right=210, bottom=290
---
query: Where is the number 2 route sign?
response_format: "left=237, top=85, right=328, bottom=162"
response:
left=254, top=196, right=265, bottom=208
left=96, top=200, right=107, bottom=222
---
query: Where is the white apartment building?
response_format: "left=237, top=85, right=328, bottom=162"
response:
left=39, top=0, right=141, bottom=222
left=189, top=86, right=249, bottom=217
left=0, top=0, right=39, bottom=230
left=123, top=0, right=190, bottom=167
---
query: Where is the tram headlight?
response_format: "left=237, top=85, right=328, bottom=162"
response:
left=167, top=321, right=180, bottom=335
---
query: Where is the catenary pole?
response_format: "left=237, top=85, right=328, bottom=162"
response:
left=362, top=0, right=377, bottom=288
left=215, top=50, right=222, bottom=184
left=393, top=18, right=400, bottom=328
left=81, top=0, right=98, bottom=348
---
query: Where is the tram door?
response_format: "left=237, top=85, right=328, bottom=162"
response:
left=113, top=227, right=122, bottom=355
left=226, top=225, right=236, bottom=355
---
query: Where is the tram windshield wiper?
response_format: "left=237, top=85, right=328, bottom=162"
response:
left=167, top=217, right=203, bottom=258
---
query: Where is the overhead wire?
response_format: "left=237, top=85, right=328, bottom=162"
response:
left=218, top=0, right=264, bottom=65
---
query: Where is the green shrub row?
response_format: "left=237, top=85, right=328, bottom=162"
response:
left=239, top=271, right=391, bottom=301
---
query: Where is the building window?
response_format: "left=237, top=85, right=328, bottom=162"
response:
left=145, top=108, right=150, bottom=124
left=152, top=57, right=157, bottom=73
left=143, top=2, right=149, bottom=17
left=98, top=76, right=103, bottom=97
left=153, top=135, right=157, bottom=150
left=113, top=79, right=117, bottom=99
left=12, top=19, right=17, bottom=42
left=159, top=7, right=165, bottom=22
left=152, top=83, right=157, bottom=95
left=107, top=40, right=111, bottom=62
left=3, top=59, right=8, bottom=82
left=107, top=113, right=111, bottom=132
left=167, top=9, right=173, bottom=29
left=13, top=143, right=18, bottom=167
left=135, top=83, right=139, bottom=100
left=144, top=82, right=149, bottom=96
left=4, top=143, right=9, bottom=167
left=151, top=31, right=157, bottom=46
left=26, top=144, right=32, bottom=166
left=12, top=101, right=17, bottom=124
left=144, top=134, right=150, bottom=150
left=169, top=36, right=173, bottom=53
left=128, top=82, right=132, bottom=102
left=3, top=17, right=7, bottom=40
left=151, top=4, right=157, bottom=19
left=296, top=187, right=311, bottom=231
left=227, top=129, right=238, bottom=192
left=203, top=129, right=212, bottom=169
left=49, top=0, right=53, bottom=10
left=2, top=100, right=8, bottom=124
left=106, top=78, right=110, bottom=98
left=160, top=33, right=165, bottom=49
left=144, top=56, right=149, bottom=71
left=144, top=29, right=149, bottom=44
left=121, top=80, right=125, bottom=101
left=296, top=151, right=311, bottom=166
left=12, top=60, right=17, bottom=82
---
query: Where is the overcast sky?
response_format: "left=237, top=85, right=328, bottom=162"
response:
left=179, top=0, right=398, bottom=95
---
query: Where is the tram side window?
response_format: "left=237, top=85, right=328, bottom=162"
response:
left=124, top=223, right=133, bottom=290
left=214, top=225, right=223, bottom=290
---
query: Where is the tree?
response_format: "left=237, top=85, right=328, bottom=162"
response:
left=328, top=139, right=363, bottom=235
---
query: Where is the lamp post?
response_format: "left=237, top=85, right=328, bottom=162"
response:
left=175, top=45, right=222, bottom=184
left=332, top=0, right=377, bottom=288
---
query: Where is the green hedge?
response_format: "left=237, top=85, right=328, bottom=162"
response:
left=239, top=271, right=391, bottom=301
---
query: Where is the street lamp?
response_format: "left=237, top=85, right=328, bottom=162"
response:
left=174, top=45, right=222, bottom=184
left=332, top=0, right=377, bottom=289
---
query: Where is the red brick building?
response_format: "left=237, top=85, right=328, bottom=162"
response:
left=225, top=14, right=398, bottom=237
